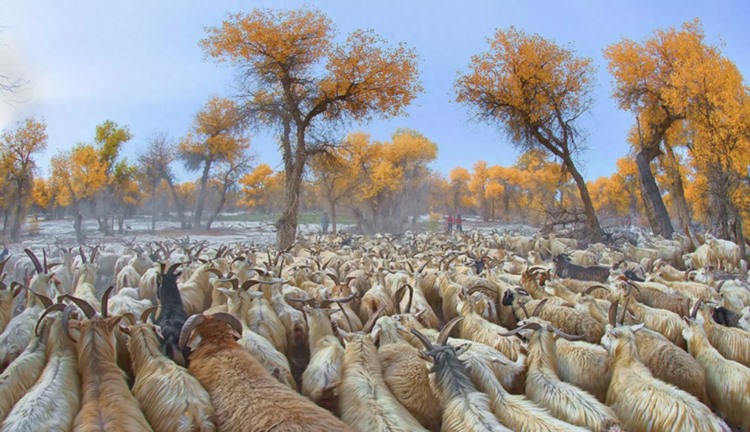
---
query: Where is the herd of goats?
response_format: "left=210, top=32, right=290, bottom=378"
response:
left=0, top=229, right=747, bottom=431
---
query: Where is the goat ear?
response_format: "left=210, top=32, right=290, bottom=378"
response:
left=630, top=323, right=645, bottom=333
left=229, top=329, right=241, bottom=341
left=369, top=326, right=381, bottom=345
left=187, top=334, right=203, bottom=351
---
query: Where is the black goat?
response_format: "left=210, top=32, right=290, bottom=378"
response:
left=712, top=306, right=742, bottom=328
left=553, top=253, right=610, bottom=283
left=155, top=262, right=189, bottom=366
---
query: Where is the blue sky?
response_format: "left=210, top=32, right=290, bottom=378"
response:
left=2, top=0, right=749, bottom=181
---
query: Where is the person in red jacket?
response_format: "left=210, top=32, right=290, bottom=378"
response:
left=456, top=214, right=463, bottom=232
left=446, top=214, right=453, bottom=233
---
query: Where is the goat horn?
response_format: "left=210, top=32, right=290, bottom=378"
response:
left=119, top=313, right=136, bottom=326
left=285, top=293, right=313, bottom=304
left=0, top=256, right=8, bottom=275
left=65, top=295, right=97, bottom=318
left=417, top=260, right=429, bottom=274
left=62, top=304, right=79, bottom=343
left=324, top=271, right=341, bottom=286
left=240, top=280, right=261, bottom=291
left=608, top=299, right=619, bottom=327
left=178, top=314, right=206, bottom=351
left=24, top=248, right=44, bottom=274
left=211, top=312, right=243, bottom=335
left=437, top=316, right=464, bottom=346
left=335, top=302, right=354, bottom=332
left=35, top=303, right=67, bottom=336
left=519, top=302, right=531, bottom=319
left=205, top=268, right=225, bottom=278
left=690, top=297, right=704, bottom=319
left=29, top=290, right=53, bottom=309
left=101, top=286, right=114, bottom=318
left=619, top=296, right=631, bottom=325
left=514, top=288, right=530, bottom=296
left=410, top=328, right=434, bottom=350
left=548, top=324, right=586, bottom=341
left=363, top=305, right=386, bottom=333
left=394, top=284, right=413, bottom=315
left=79, top=246, right=87, bottom=264
left=141, top=306, right=158, bottom=323
left=498, top=322, right=542, bottom=337
left=532, top=298, right=548, bottom=317
left=625, top=281, right=641, bottom=295
left=322, top=292, right=357, bottom=306
left=583, top=285, right=609, bottom=295
left=166, top=263, right=183, bottom=275
left=90, top=246, right=99, bottom=263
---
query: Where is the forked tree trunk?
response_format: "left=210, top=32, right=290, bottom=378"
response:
left=636, top=147, right=674, bottom=238
left=165, top=177, right=188, bottom=229
left=206, top=181, right=230, bottom=231
left=193, top=160, right=213, bottom=229
left=564, top=157, right=603, bottom=242
left=662, top=144, right=696, bottom=248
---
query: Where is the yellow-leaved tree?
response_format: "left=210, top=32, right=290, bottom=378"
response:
left=179, top=96, right=250, bottom=229
left=51, top=144, right=108, bottom=241
left=239, top=164, right=285, bottom=215
left=0, top=118, right=47, bottom=241
left=202, top=6, right=421, bottom=246
left=448, top=167, right=472, bottom=214
left=456, top=27, right=604, bottom=241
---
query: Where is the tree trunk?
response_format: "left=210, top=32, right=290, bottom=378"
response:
left=74, top=206, right=85, bottom=243
left=635, top=147, right=674, bottom=238
left=733, top=212, right=747, bottom=262
left=206, top=182, right=229, bottom=231
left=277, top=160, right=305, bottom=249
left=165, top=177, right=188, bottom=229
left=193, top=160, right=213, bottom=229
left=330, top=200, right=337, bottom=234
left=564, top=157, right=603, bottom=242
left=10, top=191, right=23, bottom=242
left=151, top=192, right=157, bottom=234
left=662, top=145, right=696, bottom=248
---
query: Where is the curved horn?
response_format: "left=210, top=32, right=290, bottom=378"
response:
left=120, top=313, right=136, bottom=325
left=514, top=288, right=530, bottom=297
left=532, top=298, right=548, bottom=317
left=101, top=286, right=114, bottom=318
left=548, top=324, right=586, bottom=341
left=90, top=246, right=99, bottom=263
left=363, top=305, right=385, bottom=333
left=417, top=260, right=429, bottom=274
left=62, top=304, right=79, bottom=343
left=178, top=314, right=206, bottom=351
left=394, top=284, right=414, bottom=315
left=79, top=246, right=87, bottom=264
left=322, top=292, right=357, bottom=306
left=409, top=328, right=434, bottom=350
left=205, top=268, right=225, bottom=278
left=690, top=297, right=704, bottom=319
left=335, top=302, right=354, bottom=332
left=619, top=295, right=631, bottom=325
left=211, top=312, right=243, bottom=335
left=285, top=292, right=313, bottom=304
left=240, top=280, right=261, bottom=291
left=166, top=262, right=182, bottom=275
left=608, top=299, right=619, bottom=327
left=140, top=306, right=158, bottom=323
left=437, top=316, right=464, bottom=345
left=324, top=271, right=341, bottom=286
left=625, top=281, right=642, bottom=296
left=65, top=295, right=97, bottom=318
left=519, top=302, right=531, bottom=319
left=498, top=322, right=542, bottom=337
left=24, top=248, right=44, bottom=274
left=30, top=290, right=54, bottom=309
left=583, top=285, right=609, bottom=295
left=35, top=303, right=67, bottom=336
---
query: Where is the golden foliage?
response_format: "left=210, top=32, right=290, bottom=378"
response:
left=239, top=164, right=284, bottom=211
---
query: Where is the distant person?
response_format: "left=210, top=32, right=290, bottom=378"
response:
left=321, top=212, right=330, bottom=234
left=447, top=214, right=454, bottom=233
left=456, top=214, right=463, bottom=232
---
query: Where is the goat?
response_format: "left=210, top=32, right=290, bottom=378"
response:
left=0, top=290, right=52, bottom=371
left=553, top=254, right=610, bottom=283
left=339, top=309, right=428, bottom=432
left=65, top=297, right=153, bottom=431
left=602, top=314, right=730, bottom=432
left=684, top=310, right=750, bottom=431
left=0, top=311, right=49, bottom=422
left=694, top=299, right=750, bottom=368
left=156, top=262, right=189, bottom=366
left=704, top=234, right=741, bottom=272
left=0, top=304, right=80, bottom=431
left=373, top=315, right=441, bottom=431
left=125, top=308, right=215, bottom=432
left=500, top=321, right=621, bottom=431
left=180, top=312, right=352, bottom=432
left=412, top=317, right=512, bottom=431
left=0, top=279, right=22, bottom=334
left=301, top=305, right=344, bottom=411
left=462, top=339, right=588, bottom=432
left=554, top=338, right=611, bottom=403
